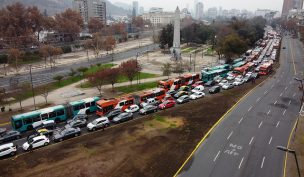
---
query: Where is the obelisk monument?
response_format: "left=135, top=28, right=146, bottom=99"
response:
left=171, top=6, right=181, bottom=60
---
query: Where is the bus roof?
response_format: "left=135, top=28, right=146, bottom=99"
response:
left=12, top=105, right=65, bottom=120
left=232, top=58, right=243, bottom=64
left=202, top=69, right=227, bottom=75
left=232, top=61, right=247, bottom=68
left=69, top=97, right=100, bottom=106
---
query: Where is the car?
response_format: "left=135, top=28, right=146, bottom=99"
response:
left=191, top=81, right=204, bottom=88
left=161, top=94, right=175, bottom=102
left=233, top=78, right=245, bottom=86
left=282, top=46, right=286, bottom=49
left=158, top=100, right=176, bottom=110
left=67, top=114, right=88, bottom=124
left=0, top=143, right=17, bottom=157
left=139, top=105, right=158, bottom=115
left=33, top=120, right=56, bottom=130
left=189, top=92, right=205, bottom=100
left=36, top=128, right=54, bottom=137
left=174, top=91, right=188, bottom=99
left=218, top=80, right=228, bottom=87
left=140, top=98, right=159, bottom=108
left=125, top=105, right=140, bottom=113
left=214, top=76, right=223, bottom=83
left=178, top=86, right=191, bottom=92
left=191, top=85, right=204, bottom=93
left=235, top=75, right=243, bottom=80
left=167, top=90, right=178, bottom=96
left=65, top=119, right=87, bottom=129
left=204, top=80, right=216, bottom=87
left=87, top=117, right=110, bottom=131
left=251, top=73, right=259, bottom=79
left=255, top=66, right=260, bottom=72
left=226, top=75, right=235, bottom=81
left=243, top=76, right=251, bottom=83
left=245, top=72, right=253, bottom=78
left=53, top=127, right=81, bottom=142
left=22, top=135, right=50, bottom=151
left=0, top=128, right=6, bottom=136
left=209, top=86, right=221, bottom=94
left=0, top=131, right=21, bottom=144
left=222, top=83, right=234, bottom=90
left=112, top=112, right=133, bottom=124
left=104, top=109, right=121, bottom=121
left=177, top=95, right=190, bottom=104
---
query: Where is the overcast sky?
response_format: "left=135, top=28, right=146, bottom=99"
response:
left=111, top=0, right=284, bottom=12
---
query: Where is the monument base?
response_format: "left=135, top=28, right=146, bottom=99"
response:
left=170, top=47, right=181, bottom=60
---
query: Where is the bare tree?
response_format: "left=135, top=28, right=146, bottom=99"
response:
left=39, top=86, right=49, bottom=104
left=8, top=48, right=24, bottom=74
left=161, top=63, right=172, bottom=79
left=53, top=75, right=64, bottom=85
left=91, top=33, right=104, bottom=58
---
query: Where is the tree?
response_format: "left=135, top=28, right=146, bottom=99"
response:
left=88, top=17, right=104, bottom=33
left=53, top=75, right=64, bottom=85
left=83, top=40, right=92, bottom=61
left=39, top=45, right=50, bottom=68
left=91, top=33, right=104, bottom=58
left=77, top=67, right=88, bottom=76
left=69, top=68, right=77, bottom=78
left=38, top=86, right=49, bottom=104
left=120, top=59, right=140, bottom=85
left=103, top=36, right=116, bottom=54
left=105, top=68, right=120, bottom=91
left=161, top=63, right=172, bottom=79
left=8, top=48, right=24, bottom=74
left=87, top=70, right=107, bottom=96
left=14, top=82, right=30, bottom=110
left=173, top=61, right=184, bottom=76
left=159, top=24, right=174, bottom=50
left=0, top=88, right=7, bottom=111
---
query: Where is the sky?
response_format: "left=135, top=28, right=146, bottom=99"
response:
left=111, top=0, right=284, bottom=12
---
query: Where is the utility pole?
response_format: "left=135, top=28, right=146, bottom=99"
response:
left=194, top=50, right=197, bottom=72
left=277, top=146, right=301, bottom=177
left=29, top=65, right=36, bottom=110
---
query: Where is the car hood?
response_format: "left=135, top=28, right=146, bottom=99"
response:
left=22, top=142, right=30, bottom=149
left=87, top=123, right=94, bottom=128
left=113, top=117, right=121, bottom=122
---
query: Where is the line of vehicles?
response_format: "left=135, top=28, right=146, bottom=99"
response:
left=0, top=30, right=281, bottom=159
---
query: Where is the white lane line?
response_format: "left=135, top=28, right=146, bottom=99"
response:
left=238, top=117, right=244, bottom=124
left=271, top=84, right=274, bottom=88
left=227, top=131, right=233, bottom=140
left=264, top=90, right=268, bottom=95
left=280, top=93, right=283, bottom=97
left=268, top=137, right=273, bottom=145
left=283, top=109, right=287, bottom=116
left=256, top=97, right=261, bottom=102
left=276, top=121, right=280, bottom=128
left=277, top=79, right=280, bottom=83
left=293, top=93, right=296, bottom=97
left=258, top=121, right=263, bottom=128
left=288, top=100, right=291, bottom=105
left=261, top=156, right=266, bottom=168
left=249, top=137, right=254, bottom=145
left=213, top=151, right=221, bottom=162
left=285, top=86, right=288, bottom=90
left=238, top=157, right=244, bottom=169
left=267, top=110, right=271, bottom=115
left=248, top=106, right=253, bottom=112
left=274, top=101, right=278, bottom=105
left=289, top=81, right=292, bottom=85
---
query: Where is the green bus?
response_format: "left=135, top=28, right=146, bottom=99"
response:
left=201, top=69, right=229, bottom=82
left=232, top=61, right=247, bottom=69
left=11, top=97, right=100, bottom=132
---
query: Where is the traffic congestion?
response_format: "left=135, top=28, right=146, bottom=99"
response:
left=0, top=30, right=281, bottom=159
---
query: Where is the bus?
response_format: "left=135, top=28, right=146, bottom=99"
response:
left=69, top=97, right=100, bottom=115
left=232, top=61, right=247, bottom=69
left=158, top=79, right=174, bottom=91
left=233, top=62, right=254, bottom=76
left=180, top=73, right=200, bottom=85
left=259, top=62, right=273, bottom=75
left=201, top=69, right=229, bottom=82
left=232, top=58, right=243, bottom=64
left=96, top=97, right=135, bottom=116
left=11, top=105, right=69, bottom=132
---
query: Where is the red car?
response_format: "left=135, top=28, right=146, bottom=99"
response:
left=158, top=100, right=176, bottom=110
left=191, top=81, right=204, bottom=89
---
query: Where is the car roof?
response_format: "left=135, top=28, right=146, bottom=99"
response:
left=0, top=143, right=14, bottom=149
left=96, top=117, right=108, bottom=121
left=32, top=135, right=46, bottom=141
left=43, top=120, right=55, bottom=124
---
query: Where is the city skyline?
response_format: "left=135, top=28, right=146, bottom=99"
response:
left=111, top=0, right=284, bottom=12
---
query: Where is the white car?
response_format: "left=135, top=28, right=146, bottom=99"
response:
left=191, top=85, right=204, bottom=93
left=222, top=83, right=234, bottom=90
left=87, top=117, right=110, bottom=131
left=140, top=98, right=158, bottom=108
left=190, top=92, right=205, bottom=100
left=0, top=143, right=17, bottom=157
left=214, top=76, right=223, bottom=83
left=235, top=75, right=243, bottom=80
left=226, top=75, right=235, bottom=81
left=125, top=105, right=140, bottom=113
left=218, top=80, right=229, bottom=87
left=22, top=135, right=49, bottom=151
left=245, top=72, right=253, bottom=77
left=233, top=78, right=244, bottom=86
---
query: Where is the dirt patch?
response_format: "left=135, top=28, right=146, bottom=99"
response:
left=0, top=76, right=268, bottom=177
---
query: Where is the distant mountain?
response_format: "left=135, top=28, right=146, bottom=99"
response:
left=0, top=0, right=130, bottom=16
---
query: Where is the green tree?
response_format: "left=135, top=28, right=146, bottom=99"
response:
left=159, top=24, right=174, bottom=50
left=53, top=75, right=64, bottom=85
left=77, top=67, right=88, bottom=76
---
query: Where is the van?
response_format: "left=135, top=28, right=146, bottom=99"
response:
left=0, top=143, right=17, bottom=157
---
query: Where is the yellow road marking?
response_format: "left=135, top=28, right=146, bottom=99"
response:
left=0, top=122, right=10, bottom=126
left=173, top=79, right=267, bottom=177
left=289, top=39, right=297, bottom=75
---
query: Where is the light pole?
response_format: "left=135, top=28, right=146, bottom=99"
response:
left=277, top=146, right=301, bottom=177
left=136, top=52, right=140, bottom=84
left=29, top=65, right=36, bottom=110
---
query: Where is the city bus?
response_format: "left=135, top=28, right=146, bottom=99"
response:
left=232, top=61, right=247, bottom=69
left=259, top=62, right=273, bottom=75
left=158, top=79, right=174, bottom=91
left=69, top=97, right=100, bottom=115
left=201, top=69, right=229, bottom=82
left=180, top=73, right=200, bottom=85
left=233, top=62, right=254, bottom=76
left=11, top=105, right=69, bottom=132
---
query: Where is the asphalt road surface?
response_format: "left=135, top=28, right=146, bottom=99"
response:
left=0, top=44, right=158, bottom=89
left=177, top=36, right=303, bottom=177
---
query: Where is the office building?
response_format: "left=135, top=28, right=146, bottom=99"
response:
left=282, top=0, right=303, bottom=18
left=195, top=2, right=204, bottom=20
left=132, top=1, right=139, bottom=17
left=73, top=0, right=106, bottom=25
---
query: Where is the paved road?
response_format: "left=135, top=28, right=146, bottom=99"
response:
left=177, top=36, right=303, bottom=177
left=0, top=44, right=158, bottom=89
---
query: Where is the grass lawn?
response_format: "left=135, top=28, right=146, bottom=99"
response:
left=115, top=81, right=158, bottom=93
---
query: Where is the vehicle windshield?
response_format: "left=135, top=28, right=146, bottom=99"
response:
left=28, top=137, right=35, bottom=144
left=92, top=120, right=98, bottom=125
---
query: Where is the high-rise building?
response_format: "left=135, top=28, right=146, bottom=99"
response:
left=195, top=2, right=204, bottom=20
left=207, top=7, right=218, bottom=19
left=139, top=6, right=144, bottom=15
left=73, top=0, right=106, bottom=26
left=282, top=0, right=304, bottom=18
left=132, top=1, right=139, bottom=17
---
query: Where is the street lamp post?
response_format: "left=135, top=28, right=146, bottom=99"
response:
left=29, top=65, right=36, bottom=110
left=136, top=52, right=140, bottom=84
left=277, top=146, right=301, bottom=177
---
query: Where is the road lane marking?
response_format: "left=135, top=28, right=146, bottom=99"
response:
left=256, top=97, right=261, bottom=102
left=261, top=156, right=266, bottom=168
left=289, top=39, right=297, bottom=75
left=213, top=151, right=221, bottom=162
left=283, top=109, right=287, bottom=116
left=227, top=131, right=233, bottom=140
left=271, top=84, right=274, bottom=88
left=274, top=101, right=277, bottom=105
left=277, top=79, right=280, bottom=83
left=258, top=121, right=263, bottom=128
left=238, top=157, right=244, bottom=169
left=289, top=81, right=292, bottom=85
left=238, top=117, right=244, bottom=124
left=267, top=110, right=271, bottom=115
left=285, top=86, right=288, bottom=90
left=248, top=106, right=253, bottom=112
left=280, top=93, right=283, bottom=97
left=264, top=90, right=268, bottom=95
left=249, top=137, right=254, bottom=145
left=293, top=93, right=296, bottom=97
left=268, top=137, right=273, bottom=144
left=276, top=121, right=280, bottom=128
left=288, top=100, right=291, bottom=105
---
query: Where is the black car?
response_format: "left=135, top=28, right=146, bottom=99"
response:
left=209, top=86, right=221, bottom=94
left=167, top=90, right=177, bottom=96
left=67, top=114, right=88, bottom=124
left=0, top=131, right=21, bottom=144
left=65, top=119, right=87, bottom=129
left=112, top=113, right=133, bottom=124
left=204, top=80, right=216, bottom=87
left=139, top=105, right=158, bottom=115
left=53, top=127, right=81, bottom=142
left=105, top=109, right=122, bottom=120
left=174, top=91, right=188, bottom=99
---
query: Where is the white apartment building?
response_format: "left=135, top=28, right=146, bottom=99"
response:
left=73, top=0, right=106, bottom=25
